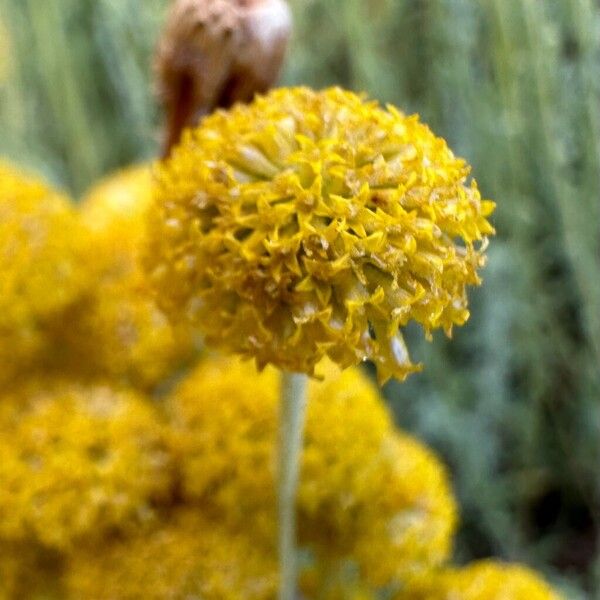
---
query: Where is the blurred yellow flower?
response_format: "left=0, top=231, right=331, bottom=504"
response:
left=146, top=87, right=495, bottom=382
left=166, top=354, right=279, bottom=519
left=166, top=355, right=456, bottom=586
left=0, top=382, right=172, bottom=550
left=80, top=165, right=157, bottom=273
left=47, top=166, right=198, bottom=390
left=397, top=560, right=564, bottom=600
left=0, top=162, right=87, bottom=385
left=64, top=509, right=278, bottom=600
left=330, top=434, right=457, bottom=587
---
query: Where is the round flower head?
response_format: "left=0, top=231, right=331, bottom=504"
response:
left=165, top=355, right=456, bottom=584
left=340, top=434, right=456, bottom=587
left=0, top=162, right=87, bottom=385
left=64, top=509, right=278, bottom=600
left=49, top=166, right=198, bottom=390
left=146, top=87, right=495, bottom=382
left=166, top=355, right=279, bottom=518
left=165, top=356, right=392, bottom=518
left=0, top=381, right=172, bottom=550
left=397, top=561, right=564, bottom=600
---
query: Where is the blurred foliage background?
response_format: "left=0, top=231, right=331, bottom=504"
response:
left=0, top=0, right=599, bottom=597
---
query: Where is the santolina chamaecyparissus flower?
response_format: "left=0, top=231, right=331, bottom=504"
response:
left=0, top=162, right=88, bottom=385
left=145, top=87, right=495, bottom=382
left=0, top=381, right=172, bottom=551
left=64, top=509, right=278, bottom=600
left=396, top=560, right=564, bottom=600
left=165, top=356, right=457, bottom=587
left=46, top=166, right=199, bottom=390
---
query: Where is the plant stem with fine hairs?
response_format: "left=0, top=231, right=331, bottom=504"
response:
left=278, top=371, right=308, bottom=600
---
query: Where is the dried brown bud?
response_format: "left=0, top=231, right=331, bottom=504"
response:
left=156, top=0, right=292, bottom=156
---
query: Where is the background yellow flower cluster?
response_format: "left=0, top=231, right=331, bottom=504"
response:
left=2, top=0, right=593, bottom=594
left=0, top=163, right=561, bottom=598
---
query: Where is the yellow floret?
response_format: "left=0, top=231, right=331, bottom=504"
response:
left=0, top=161, right=87, bottom=385
left=64, top=509, right=278, bottom=600
left=166, top=355, right=456, bottom=586
left=397, top=560, right=565, bottom=600
left=48, top=166, right=198, bottom=390
left=0, top=381, right=173, bottom=550
left=145, top=87, right=495, bottom=382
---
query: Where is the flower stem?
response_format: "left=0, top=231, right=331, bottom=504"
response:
left=278, top=371, right=308, bottom=600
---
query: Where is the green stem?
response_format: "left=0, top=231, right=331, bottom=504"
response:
left=278, top=371, right=308, bottom=600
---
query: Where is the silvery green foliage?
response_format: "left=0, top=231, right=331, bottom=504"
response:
left=0, top=0, right=598, bottom=596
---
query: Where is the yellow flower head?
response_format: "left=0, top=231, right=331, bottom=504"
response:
left=0, top=162, right=87, bottom=384
left=337, top=434, right=457, bottom=587
left=146, top=87, right=495, bottom=382
left=64, top=509, right=278, bottom=600
left=0, top=381, right=172, bottom=550
left=398, top=561, right=564, bottom=600
left=49, top=166, right=198, bottom=390
left=166, top=355, right=280, bottom=518
left=166, top=355, right=456, bottom=585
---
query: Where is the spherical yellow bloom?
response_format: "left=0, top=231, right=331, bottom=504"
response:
left=166, top=356, right=392, bottom=519
left=0, top=382, right=172, bottom=550
left=343, top=434, right=457, bottom=587
left=397, top=561, right=564, bottom=600
left=0, top=162, right=87, bottom=385
left=166, top=355, right=456, bottom=585
left=146, top=87, right=495, bottom=382
left=300, top=360, right=396, bottom=541
left=64, top=509, right=278, bottom=600
left=50, top=166, right=198, bottom=390
left=166, top=355, right=279, bottom=519
left=80, top=165, right=156, bottom=269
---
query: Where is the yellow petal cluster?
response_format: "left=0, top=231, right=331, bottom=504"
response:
left=0, top=382, right=172, bottom=550
left=397, top=560, right=564, bottom=600
left=166, top=354, right=279, bottom=518
left=0, top=162, right=87, bottom=385
left=64, top=509, right=278, bottom=600
left=300, top=361, right=398, bottom=541
left=166, top=355, right=456, bottom=586
left=145, top=87, right=495, bottom=382
left=49, top=166, right=198, bottom=390
left=339, top=434, right=457, bottom=587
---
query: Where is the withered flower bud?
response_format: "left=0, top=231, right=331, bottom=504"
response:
left=156, top=0, right=292, bottom=155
